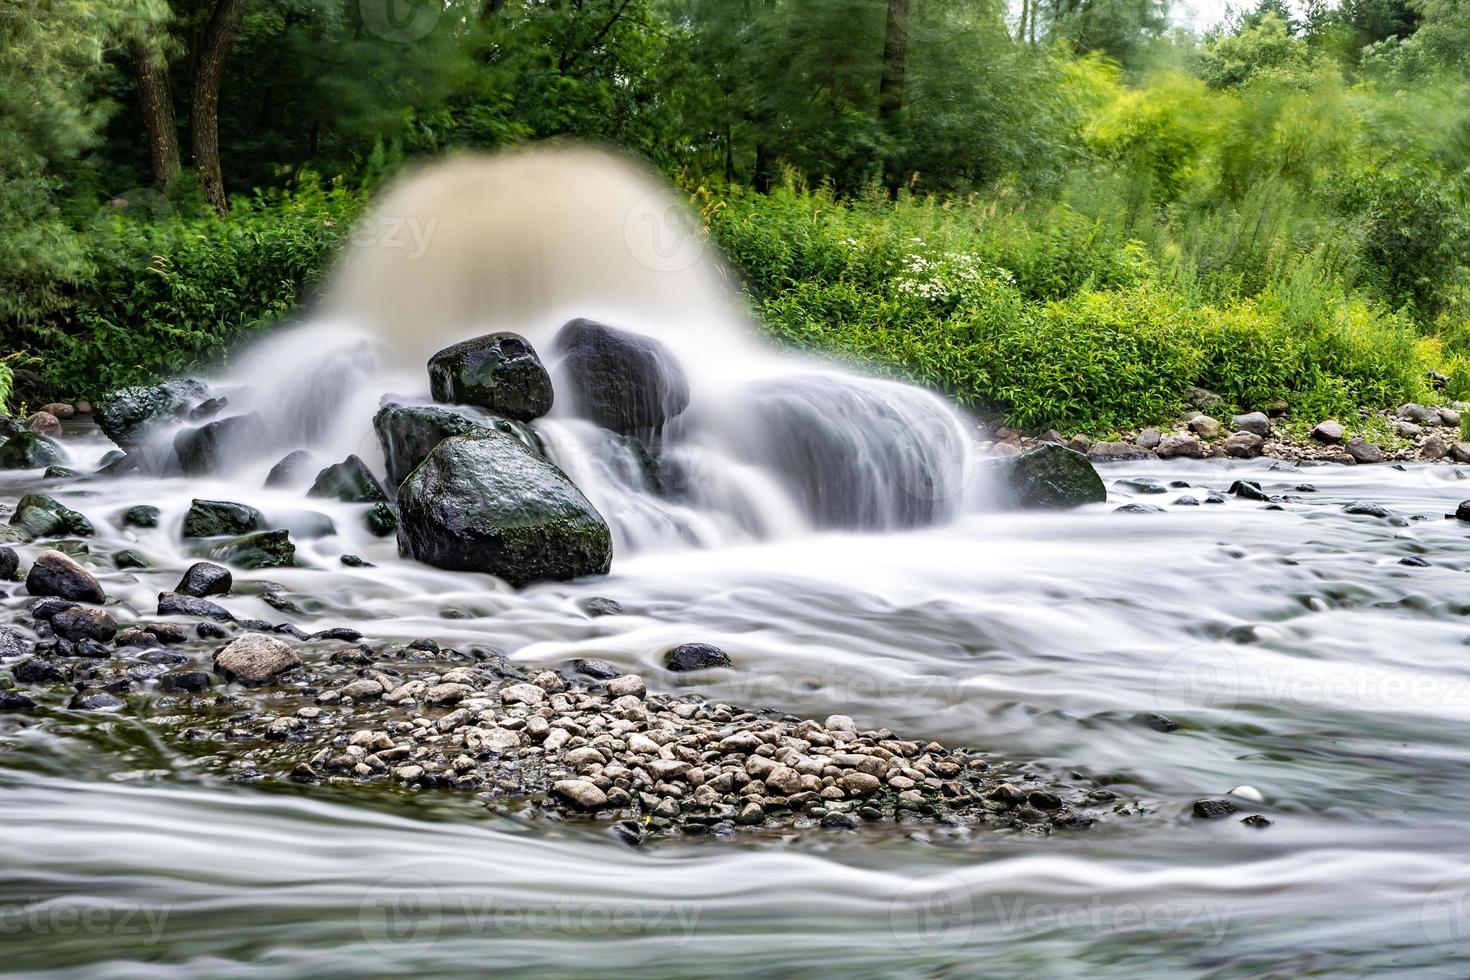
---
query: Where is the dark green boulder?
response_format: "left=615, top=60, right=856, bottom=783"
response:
left=121, top=505, right=160, bottom=528
left=308, top=455, right=386, bottom=502
left=0, top=432, right=65, bottom=470
left=374, top=403, right=541, bottom=488
left=9, top=495, right=94, bottom=538
left=427, top=332, right=553, bottom=421
left=1005, top=444, right=1107, bottom=508
left=365, top=502, right=397, bottom=537
left=95, top=379, right=208, bottom=449
left=396, top=432, right=612, bottom=587
left=205, top=529, right=295, bottom=569
left=182, top=499, right=263, bottom=538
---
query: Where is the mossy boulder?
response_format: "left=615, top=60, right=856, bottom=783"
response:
left=1005, top=444, right=1107, bottom=509
left=182, top=499, right=263, bottom=538
left=95, top=379, right=208, bottom=449
left=0, top=432, right=65, bottom=470
left=373, top=402, right=541, bottom=488
left=308, top=455, right=387, bottom=503
left=427, top=332, right=554, bottom=421
left=205, top=529, right=295, bottom=569
left=9, top=495, right=93, bottom=538
left=396, top=432, right=611, bottom=587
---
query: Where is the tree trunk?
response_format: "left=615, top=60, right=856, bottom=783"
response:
left=878, top=0, right=911, bottom=125
left=191, top=0, right=248, bottom=216
left=130, top=33, right=182, bottom=188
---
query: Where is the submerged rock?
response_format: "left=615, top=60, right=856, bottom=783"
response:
left=177, top=561, right=232, bottom=597
left=396, top=431, right=612, bottom=587
left=214, top=633, right=300, bottom=686
left=1006, top=444, right=1107, bottom=508
left=553, top=318, right=690, bottom=436
left=95, top=378, right=208, bottom=449
left=25, top=550, right=105, bottom=603
left=308, top=455, right=387, bottom=503
left=158, top=592, right=233, bottom=622
left=374, top=402, right=542, bottom=488
left=663, top=643, right=734, bottom=672
left=9, top=494, right=94, bottom=538
left=182, top=499, right=263, bottom=538
left=428, top=332, right=554, bottom=421
left=206, top=529, right=295, bottom=569
left=51, top=606, right=117, bottom=642
left=0, top=432, right=66, bottom=469
left=173, top=413, right=268, bottom=475
left=121, top=504, right=160, bottom=528
left=265, top=450, right=319, bottom=489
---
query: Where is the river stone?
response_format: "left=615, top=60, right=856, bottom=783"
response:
left=173, top=413, right=267, bottom=475
left=183, top=499, right=263, bottom=538
left=553, top=318, right=690, bottom=436
left=579, top=597, right=624, bottom=617
left=1187, top=415, right=1221, bottom=438
left=1421, top=433, right=1448, bottom=460
left=1156, top=434, right=1206, bottom=459
left=158, top=592, right=233, bottom=621
left=1345, top=438, right=1383, bottom=464
left=51, top=606, right=117, bottom=642
left=0, top=626, right=34, bottom=660
left=0, top=546, right=17, bottom=580
left=177, top=561, right=232, bottom=597
left=26, top=412, right=61, bottom=437
left=373, top=403, right=542, bottom=488
left=308, top=455, right=387, bottom=503
left=69, top=689, right=125, bottom=712
left=1192, top=798, right=1239, bottom=819
left=214, top=633, right=301, bottom=686
left=428, top=332, right=554, bottom=421
left=552, top=778, right=609, bottom=811
left=95, top=378, right=208, bottom=449
left=663, top=643, right=734, bottom=672
left=265, top=450, right=318, bottom=489
left=1398, top=403, right=1437, bottom=424
left=10, top=494, right=93, bottom=538
left=160, top=670, right=212, bottom=693
left=1311, top=420, right=1345, bottom=444
left=40, top=402, right=75, bottom=420
left=1232, top=412, right=1271, bottom=437
left=1086, top=441, right=1157, bottom=463
left=1223, top=432, right=1264, bottom=458
left=0, top=432, right=65, bottom=469
left=12, top=657, right=62, bottom=683
left=121, top=505, right=161, bottom=529
left=114, top=549, right=149, bottom=570
left=25, top=551, right=104, bottom=602
left=0, top=690, right=37, bottom=711
left=1007, top=444, right=1106, bottom=508
left=396, top=432, right=612, bottom=587
left=365, top=502, right=397, bottom=537
left=206, top=530, right=295, bottom=569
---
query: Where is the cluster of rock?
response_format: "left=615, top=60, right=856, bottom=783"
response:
left=979, top=391, right=1469, bottom=466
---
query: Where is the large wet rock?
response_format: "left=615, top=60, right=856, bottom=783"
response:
left=205, top=530, right=295, bottom=569
left=95, top=379, right=208, bottom=449
left=51, top=606, right=117, bottom=642
left=428, top=332, right=554, bottom=421
left=158, top=592, right=233, bottom=621
left=0, top=546, right=17, bottom=580
left=308, top=455, right=386, bottom=502
left=177, top=561, right=232, bottom=597
left=173, top=413, right=267, bottom=475
left=1006, top=444, right=1107, bottom=508
left=183, top=499, right=262, bottom=538
left=396, top=432, right=612, bottom=587
left=553, top=318, right=689, bottom=436
left=25, top=550, right=105, bottom=603
left=9, top=495, right=93, bottom=538
left=374, top=403, right=541, bottom=488
left=214, top=633, right=301, bottom=686
left=0, top=432, right=65, bottom=469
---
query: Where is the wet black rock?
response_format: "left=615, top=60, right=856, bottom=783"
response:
left=365, top=502, right=397, bottom=537
left=10, top=494, right=94, bottom=538
left=553, top=318, right=690, bottom=436
left=663, top=643, right=734, bottom=672
left=177, top=561, right=232, bottom=598
left=114, top=549, right=150, bottom=570
left=0, top=626, right=33, bottom=660
left=95, top=378, right=208, bottom=449
left=308, top=455, right=387, bottom=503
left=340, top=555, right=372, bottom=568
left=274, top=624, right=312, bottom=641
left=1192, top=798, right=1239, bottom=819
left=579, top=596, right=624, bottom=617
left=206, top=529, right=295, bottom=569
left=160, top=670, right=212, bottom=693
left=173, top=413, right=268, bottom=475
left=396, top=432, right=612, bottom=587
left=25, top=550, right=105, bottom=603
left=43, top=465, right=78, bottom=480
left=1228, top=480, right=1268, bottom=501
left=1174, top=495, right=1199, bottom=506
left=572, top=658, right=621, bottom=680
left=1142, top=712, right=1179, bottom=733
left=0, top=432, right=66, bottom=470
left=13, top=658, right=65, bottom=684
left=821, top=812, right=859, bottom=830
left=50, top=606, right=117, bottom=642
left=314, top=627, right=363, bottom=642
left=1027, top=791, right=1063, bottom=811
left=1115, top=478, right=1167, bottom=494
left=0, top=690, right=36, bottom=711
left=1115, top=503, right=1165, bottom=513
left=1452, top=500, right=1470, bottom=522
left=428, top=332, right=554, bottom=422
left=1006, top=444, right=1107, bottom=509
left=29, top=597, right=76, bottom=620
left=69, top=688, right=125, bottom=711
left=265, top=450, right=319, bottom=489
left=196, top=622, right=230, bottom=640
left=0, top=546, right=16, bottom=580
left=183, top=499, right=262, bottom=538
left=1400, top=555, right=1431, bottom=567
left=1241, top=814, right=1273, bottom=828
left=373, top=402, right=542, bottom=489
left=1344, top=500, right=1391, bottom=519
left=158, top=592, right=234, bottom=622
left=121, top=505, right=161, bottom=528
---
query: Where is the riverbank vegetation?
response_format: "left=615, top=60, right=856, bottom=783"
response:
left=4, top=0, right=1469, bottom=433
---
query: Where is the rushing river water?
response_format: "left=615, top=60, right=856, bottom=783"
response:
left=6, top=444, right=1470, bottom=976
